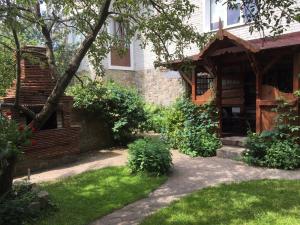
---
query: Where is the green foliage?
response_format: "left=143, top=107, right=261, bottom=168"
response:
left=0, top=48, right=14, bottom=96
left=128, top=138, right=172, bottom=176
left=179, top=121, right=221, bottom=157
left=68, top=81, right=147, bottom=143
left=0, top=113, right=32, bottom=171
left=144, top=104, right=167, bottom=133
left=0, top=183, right=44, bottom=225
left=244, top=99, right=300, bottom=169
left=265, top=141, right=300, bottom=170
left=160, top=97, right=221, bottom=157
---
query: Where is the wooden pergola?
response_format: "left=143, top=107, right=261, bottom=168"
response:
left=170, top=30, right=300, bottom=135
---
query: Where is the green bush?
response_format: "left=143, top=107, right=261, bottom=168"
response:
left=160, top=97, right=221, bottom=157
left=144, top=104, right=166, bottom=133
left=179, top=122, right=221, bottom=157
left=0, top=182, right=53, bottom=225
left=128, top=138, right=172, bottom=176
left=243, top=99, right=300, bottom=169
left=264, top=141, right=300, bottom=170
left=69, top=80, right=147, bottom=144
left=243, top=131, right=271, bottom=166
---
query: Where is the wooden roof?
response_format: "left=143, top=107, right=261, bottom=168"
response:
left=169, top=30, right=300, bottom=67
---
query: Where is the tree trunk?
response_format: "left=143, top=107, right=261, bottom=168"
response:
left=0, top=157, right=17, bottom=197
left=31, top=0, right=112, bottom=129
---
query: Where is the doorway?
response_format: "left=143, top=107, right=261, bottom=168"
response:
left=221, top=63, right=256, bottom=136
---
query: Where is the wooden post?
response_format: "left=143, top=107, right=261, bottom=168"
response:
left=255, top=72, right=262, bottom=133
left=246, top=52, right=262, bottom=133
left=293, top=52, right=300, bottom=130
left=293, top=52, right=300, bottom=93
left=191, top=66, right=197, bottom=101
left=216, top=64, right=223, bottom=136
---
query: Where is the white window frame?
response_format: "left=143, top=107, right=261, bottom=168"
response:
left=107, top=20, right=135, bottom=71
left=203, top=0, right=247, bottom=32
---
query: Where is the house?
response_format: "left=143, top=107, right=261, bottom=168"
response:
left=76, top=0, right=300, bottom=135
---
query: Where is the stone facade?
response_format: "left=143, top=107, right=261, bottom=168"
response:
left=104, top=68, right=186, bottom=106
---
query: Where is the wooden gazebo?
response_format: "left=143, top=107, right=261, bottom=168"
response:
left=172, top=30, right=300, bottom=136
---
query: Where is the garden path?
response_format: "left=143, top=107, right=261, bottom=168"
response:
left=90, top=151, right=300, bottom=225
left=16, top=148, right=128, bottom=183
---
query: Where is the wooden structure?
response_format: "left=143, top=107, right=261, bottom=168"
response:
left=1, top=46, right=80, bottom=174
left=171, top=30, right=300, bottom=136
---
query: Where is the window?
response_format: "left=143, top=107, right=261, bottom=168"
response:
left=109, top=20, right=133, bottom=69
left=209, top=0, right=257, bottom=30
left=227, top=1, right=241, bottom=26
left=243, top=0, right=258, bottom=22
left=113, top=20, right=126, bottom=41
left=196, top=73, right=214, bottom=95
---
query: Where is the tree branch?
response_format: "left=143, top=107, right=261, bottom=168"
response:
left=35, top=1, right=58, bottom=80
left=32, top=0, right=112, bottom=129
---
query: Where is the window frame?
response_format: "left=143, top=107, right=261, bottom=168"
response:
left=108, top=19, right=135, bottom=71
left=196, top=72, right=214, bottom=96
left=204, top=0, right=251, bottom=32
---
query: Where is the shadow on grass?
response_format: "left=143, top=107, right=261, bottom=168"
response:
left=141, top=179, right=300, bottom=225
left=29, top=166, right=166, bottom=225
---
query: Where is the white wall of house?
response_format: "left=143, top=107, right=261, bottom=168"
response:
left=77, top=0, right=300, bottom=105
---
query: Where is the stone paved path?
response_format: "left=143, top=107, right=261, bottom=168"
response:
left=16, top=149, right=128, bottom=183
left=90, top=151, right=300, bottom=225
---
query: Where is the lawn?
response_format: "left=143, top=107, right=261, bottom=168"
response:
left=141, top=180, right=300, bottom=225
left=29, top=166, right=166, bottom=225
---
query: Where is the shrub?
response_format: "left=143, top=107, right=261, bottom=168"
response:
left=0, top=182, right=53, bottom=225
left=0, top=113, right=33, bottom=196
left=128, top=138, right=172, bottom=176
left=160, top=97, right=221, bottom=157
left=69, top=80, right=147, bottom=144
left=243, top=98, right=300, bottom=169
left=243, top=131, right=272, bottom=166
left=178, top=121, right=221, bottom=157
left=264, top=141, right=300, bottom=170
left=144, top=104, right=166, bottom=133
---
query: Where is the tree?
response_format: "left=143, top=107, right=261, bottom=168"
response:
left=0, top=0, right=206, bottom=129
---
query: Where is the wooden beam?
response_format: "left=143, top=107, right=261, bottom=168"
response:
left=179, top=70, right=192, bottom=86
left=246, top=52, right=262, bottom=133
left=191, top=67, right=196, bottom=101
left=293, top=52, right=300, bottom=93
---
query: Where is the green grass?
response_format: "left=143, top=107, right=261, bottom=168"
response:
left=141, top=180, right=300, bottom=225
left=29, top=166, right=166, bottom=225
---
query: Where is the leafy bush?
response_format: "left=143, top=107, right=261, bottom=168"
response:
left=264, top=141, right=300, bottom=170
left=0, top=48, right=15, bottom=97
left=0, top=182, right=53, bottom=225
left=244, top=99, right=300, bottom=169
left=69, top=80, right=147, bottom=144
left=179, top=122, right=221, bottom=157
left=0, top=113, right=33, bottom=196
left=144, top=104, right=166, bottom=133
left=128, top=138, right=172, bottom=176
left=161, top=97, right=221, bottom=157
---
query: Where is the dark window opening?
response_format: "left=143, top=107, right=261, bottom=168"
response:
left=196, top=73, right=214, bottom=95
left=25, top=106, right=58, bottom=130
left=262, top=57, right=293, bottom=93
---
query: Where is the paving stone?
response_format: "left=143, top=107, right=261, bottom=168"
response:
left=217, top=145, right=245, bottom=160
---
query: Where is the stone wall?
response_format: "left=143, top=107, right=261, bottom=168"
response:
left=104, top=68, right=186, bottom=106
left=71, top=109, right=114, bottom=152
